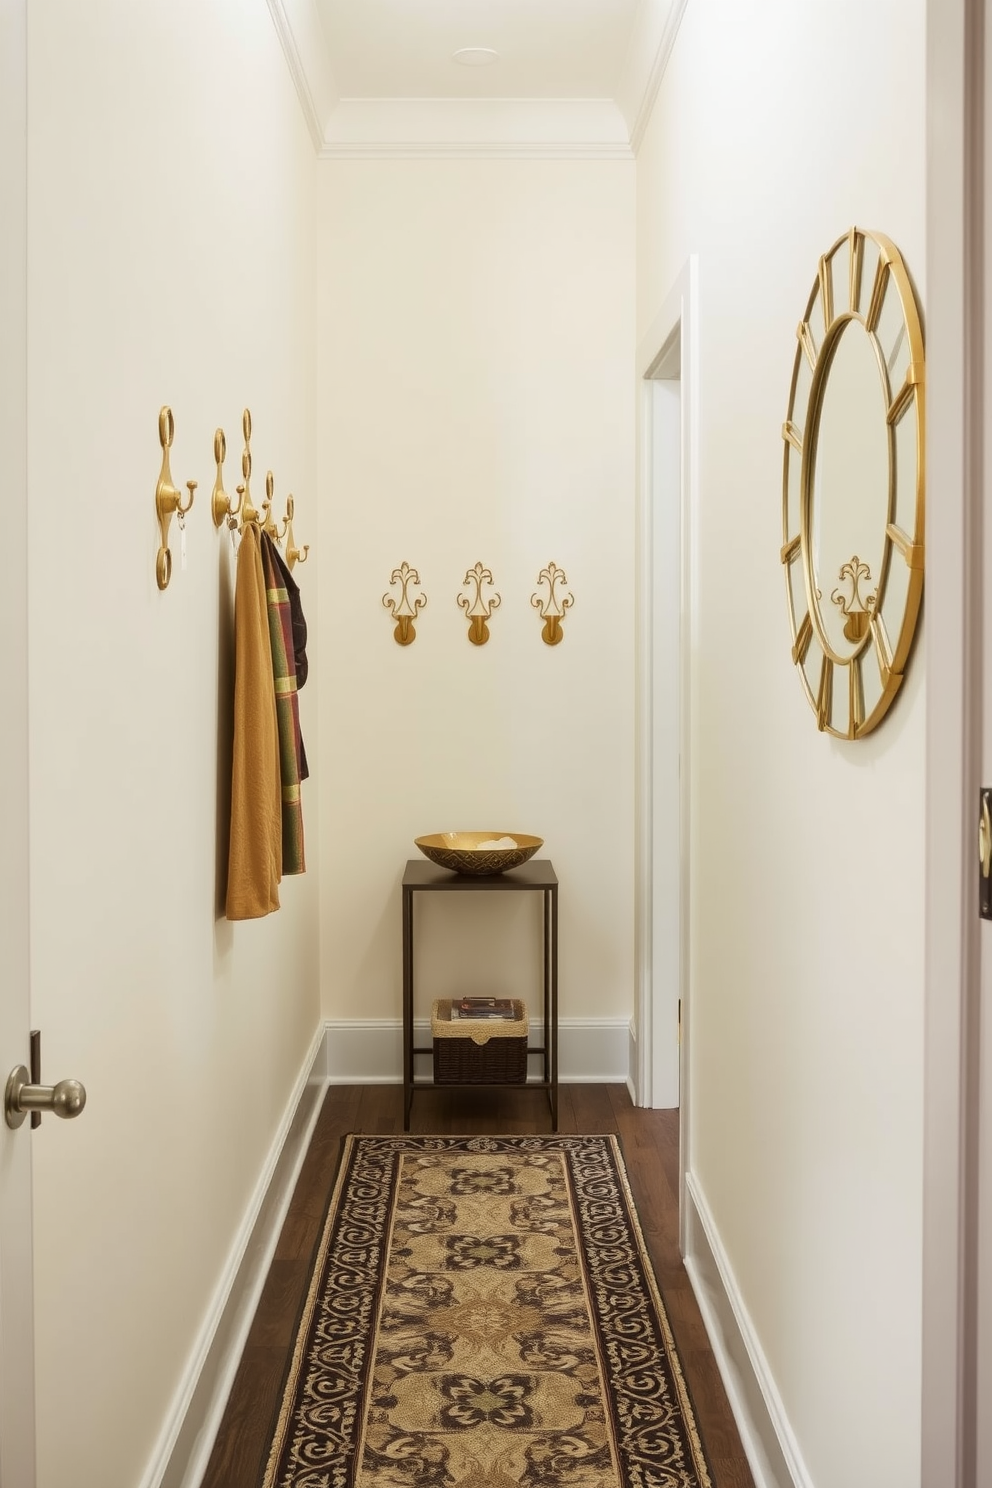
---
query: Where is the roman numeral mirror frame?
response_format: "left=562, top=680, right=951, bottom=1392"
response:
left=781, top=226, right=925, bottom=739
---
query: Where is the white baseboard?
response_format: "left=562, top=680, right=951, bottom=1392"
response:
left=142, top=1021, right=328, bottom=1488
left=320, top=1016, right=632, bottom=1085
left=683, top=1171, right=812, bottom=1488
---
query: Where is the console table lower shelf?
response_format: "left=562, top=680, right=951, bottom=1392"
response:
left=401, top=857, right=559, bottom=1131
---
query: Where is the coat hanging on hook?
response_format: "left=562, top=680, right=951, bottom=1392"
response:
left=225, top=522, right=282, bottom=921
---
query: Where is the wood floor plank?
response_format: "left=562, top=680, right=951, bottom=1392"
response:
left=199, top=1083, right=755, bottom=1488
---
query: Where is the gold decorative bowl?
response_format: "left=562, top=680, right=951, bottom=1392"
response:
left=414, top=831, right=543, bottom=876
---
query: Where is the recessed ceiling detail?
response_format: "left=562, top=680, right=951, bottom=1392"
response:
left=266, top=0, right=688, bottom=157
left=453, top=47, right=500, bottom=68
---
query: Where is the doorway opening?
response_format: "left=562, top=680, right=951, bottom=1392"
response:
left=635, top=258, right=697, bottom=1250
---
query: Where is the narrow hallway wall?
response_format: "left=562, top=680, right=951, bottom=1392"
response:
left=26, top=3, right=319, bottom=1484
left=315, top=160, right=637, bottom=1050
left=637, top=3, right=925, bottom=1484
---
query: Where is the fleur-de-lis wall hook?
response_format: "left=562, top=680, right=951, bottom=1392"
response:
left=531, top=560, right=574, bottom=645
left=457, top=561, right=501, bottom=646
left=383, top=562, right=427, bottom=645
left=831, top=554, right=877, bottom=643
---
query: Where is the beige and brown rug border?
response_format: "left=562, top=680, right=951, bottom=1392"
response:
left=262, top=1132, right=713, bottom=1488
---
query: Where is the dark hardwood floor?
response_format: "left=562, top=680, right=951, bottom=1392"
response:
left=201, top=1084, right=755, bottom=1488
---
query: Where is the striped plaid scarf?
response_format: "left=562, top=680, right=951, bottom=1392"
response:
left=260, top=531, right=306, bottom=876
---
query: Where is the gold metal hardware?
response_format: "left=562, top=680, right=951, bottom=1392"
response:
left=237, top=409, right=259, bottom=530
left=154, top=407, right=196, bottom=589
left=5, top=1064, right=86, bottom=1130
left=211, top=428, right=241, bottom=528
left=383, top=561, right=427, bottom=645
left=261, top=470, right=289, bottom=543
left=457, top=561, right=501, bottom=646
left=831, top=555, right=876, bottom=643
left=284, top=495, right=309, bottom=570
left=781, top=227, right=925, bottom=739
left=980, top=797, right=991, bottom=880
left=531, top=561, right=574, bottom=646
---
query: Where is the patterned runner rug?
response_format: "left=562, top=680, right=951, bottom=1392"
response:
left=263, top=1134, right=712, bottom=1488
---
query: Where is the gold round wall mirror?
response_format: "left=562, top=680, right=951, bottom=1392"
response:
left=781, top=227, right=925, bottom=738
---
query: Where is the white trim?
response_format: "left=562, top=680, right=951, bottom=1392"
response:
left=618, top=0, right=689, bottom=155
left=142, top=1021, right=328, bottom=1488
left=265, top=0, right=682, bottom=158
left=265, top=0, right=338, bottom=152
left=683, top=1172, right=810, bottom=1488
left=0, top=0, right=36, bottom=1481
left=922, top=0, right=980, bottom=1483
left=322, top=1017, right=632, bottom=1086
left=318, top=140, right=633, bottom=161
left=317, top=98, right=633, bottom=160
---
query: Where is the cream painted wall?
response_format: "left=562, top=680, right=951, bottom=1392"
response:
left=637, top=3, right=925, bottom=1485
left=315, top=161, right=636, bottom=1027
left=26, top=4, right=319, bottom=1485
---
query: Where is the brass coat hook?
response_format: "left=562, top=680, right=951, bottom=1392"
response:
left=284, top=495, right=309, bottom=570
left=261, top=471, right=288, bottom=543
left=457, top=561, right=501, bottom=645
left=154, top=406, right=196, bottom=590
left=211, top=428, right=241, bottom=528
left=237, top=409, right=259, bottom=530
left=531, top=560, right=574, bottom=645
left=383, top=561, right=426, bottom=645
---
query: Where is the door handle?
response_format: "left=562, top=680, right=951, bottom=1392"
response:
left=4, top=1065, right=86, bottom=1129
left=980, top=789, right=992, bottom=920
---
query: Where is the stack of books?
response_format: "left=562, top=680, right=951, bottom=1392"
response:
left=450, top=996, right=517, bottom=1021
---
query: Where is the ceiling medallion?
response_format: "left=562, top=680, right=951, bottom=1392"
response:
left=452, top=47, right=499, bottom=67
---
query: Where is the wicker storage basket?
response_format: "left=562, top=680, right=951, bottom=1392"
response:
left=431, top=999, right=529, bottom=1085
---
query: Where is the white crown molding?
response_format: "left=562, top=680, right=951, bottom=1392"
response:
left=616, top=0, right=689, bottom=154
left=266, top=0, right=339, bottom=152
left=268, top=0, right=681, bottom=156
left=318, top=98, right=633, bottom=160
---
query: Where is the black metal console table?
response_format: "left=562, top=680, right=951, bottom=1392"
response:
left=401, top=857, right=559, bottom=1131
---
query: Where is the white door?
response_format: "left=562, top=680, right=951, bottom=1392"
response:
left=922, top=1, right=992, bottom=1483
left=0, top=0, right=37, bottom=1482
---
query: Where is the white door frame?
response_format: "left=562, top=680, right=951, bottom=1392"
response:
left=922, top=0, right=982, bottom=1481
left=0, top=0, right=37, bottom=1482
left=634, top=257, right=698, bottom=1241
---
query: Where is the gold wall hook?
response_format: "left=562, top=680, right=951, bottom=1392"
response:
left=531, top=560, right=574, bottom=646
left=211, top=428, right=241, bottom=528
left=261, top=471, right=289, bottom=542
left=154, top=406, right=197, bottom=590
left=284, top=495, right=309, bottom=570
left=383, top=561, right=427, bottom=645
left=457, top=561, right=501, bottom=646
left=238, top=409, right=259, bottom=529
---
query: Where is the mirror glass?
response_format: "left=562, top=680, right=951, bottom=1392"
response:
left=876, top=278, right=911, bottom=394
left=892, top=401, right=919, bottom=536
left=862, top=648, right=884, bottom=721
left=785, top=442, right=802, bottom=540
left=791, top=346, right=813, bottom=442
left=879, top=544, right=910, bottom=661
left=857, top=238, right=881, bottom=320
left=800, top=634, right=824, bottom=715
left=810, top=320, right=890, bottom=661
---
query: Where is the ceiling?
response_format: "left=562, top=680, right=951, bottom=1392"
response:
left=268, top=0, right=686, bottom=156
